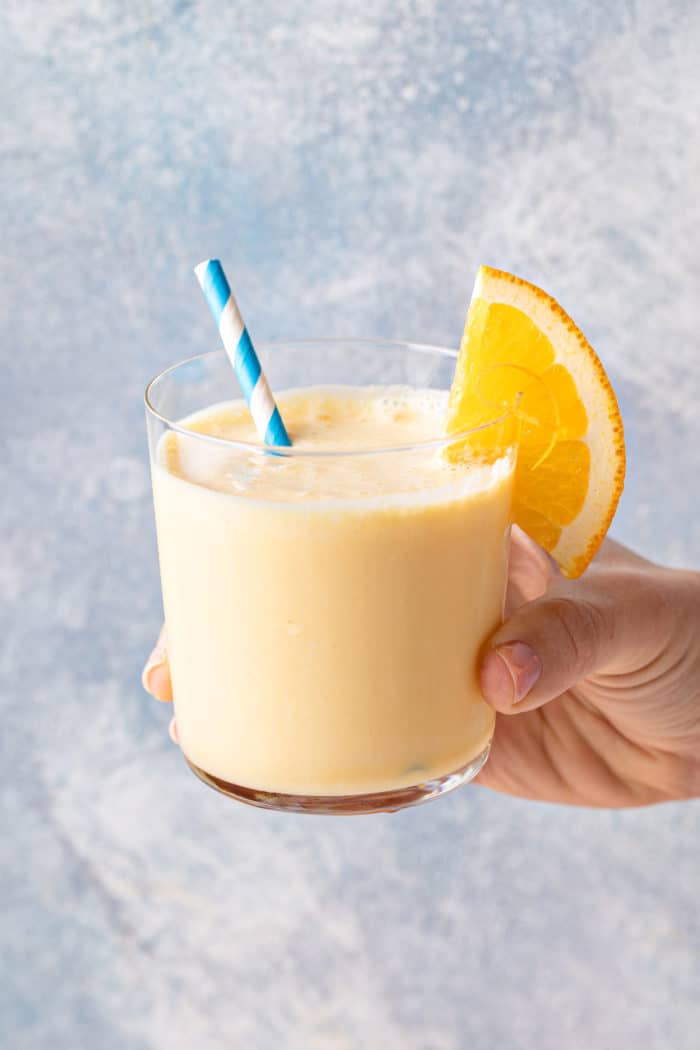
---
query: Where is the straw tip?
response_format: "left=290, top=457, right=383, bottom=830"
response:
left=194, top=258, right=219, bottom=283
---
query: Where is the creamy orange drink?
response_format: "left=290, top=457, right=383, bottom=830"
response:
left=150, top=380, right=513, bottom=809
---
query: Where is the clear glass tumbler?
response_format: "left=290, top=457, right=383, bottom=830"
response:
left=145, top=340, right=516, bottom=814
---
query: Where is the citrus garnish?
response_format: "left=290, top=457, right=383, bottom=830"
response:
left=446, top=265, right=625, bottom=578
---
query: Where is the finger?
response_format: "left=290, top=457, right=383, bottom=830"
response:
left=141, top=625, right=173, bottom=702
left=505, top=525, right=559, bottom=614
left=479, top=572, right=665, bottom=714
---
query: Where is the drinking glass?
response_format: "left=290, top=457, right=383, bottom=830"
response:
left=145, top=340, right=516, bottom=814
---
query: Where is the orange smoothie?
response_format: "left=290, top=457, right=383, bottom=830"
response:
left=151, top=386, right=513, bottom=798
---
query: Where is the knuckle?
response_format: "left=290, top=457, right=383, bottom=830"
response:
left=545, top=595, right=606, bottom=668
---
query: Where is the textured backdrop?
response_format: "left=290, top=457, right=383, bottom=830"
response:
left=2, top=2, right=699, bottom=1048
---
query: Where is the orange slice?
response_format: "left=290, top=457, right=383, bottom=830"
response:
left=446, top=265, right=625, bottom=578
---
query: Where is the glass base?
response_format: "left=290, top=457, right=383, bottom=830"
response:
left=183, top=743, right=491, bottom=815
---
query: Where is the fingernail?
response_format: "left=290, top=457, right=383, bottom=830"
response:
left=496, top=642, right=542, bottom=703
left=142, top=648, right=169, bottom=700
left=480, top=649, right=516, bottom=706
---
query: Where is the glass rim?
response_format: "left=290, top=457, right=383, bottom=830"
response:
left=144, top=340, right=514, bottom=458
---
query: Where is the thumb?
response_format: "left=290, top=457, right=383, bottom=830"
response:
left=479, top=578, right=629, bottom=714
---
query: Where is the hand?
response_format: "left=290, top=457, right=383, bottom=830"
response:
left=141, top=626, right=179, bottom=744
left=476, top=527, right=700, bottom=806
left=142, top=530, right=700, bottom=807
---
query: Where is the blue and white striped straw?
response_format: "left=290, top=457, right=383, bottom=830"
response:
left=194, top=259, right=291, bottom=446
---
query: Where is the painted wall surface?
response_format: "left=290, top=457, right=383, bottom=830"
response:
left=2, top=3, right=698, bottom=1047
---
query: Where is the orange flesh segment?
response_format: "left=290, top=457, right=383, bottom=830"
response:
left=446, top=268, right=625, bottom=578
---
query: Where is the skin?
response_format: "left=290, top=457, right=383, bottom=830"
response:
left=142, top=530, right=700, bottom=808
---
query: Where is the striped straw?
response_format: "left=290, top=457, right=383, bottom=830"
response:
left=194, top=259, right=291, bottom=446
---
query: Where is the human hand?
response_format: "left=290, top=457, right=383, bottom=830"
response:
left=141, top=626, right=178, bottom=744
left=142, top=530, right=700, bottom=807
left=476, top=527, right=700, bottom=806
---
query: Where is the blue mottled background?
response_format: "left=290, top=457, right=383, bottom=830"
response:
left=2, top=2, right=699, bottom=1048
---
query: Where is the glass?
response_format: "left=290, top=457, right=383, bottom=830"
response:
left=145, top=340, right=516, bottom=814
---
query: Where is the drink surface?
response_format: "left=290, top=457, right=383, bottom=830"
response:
left=163, top=385, right=506, bottom=502
left=152, top=386, right=513, bottom=796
